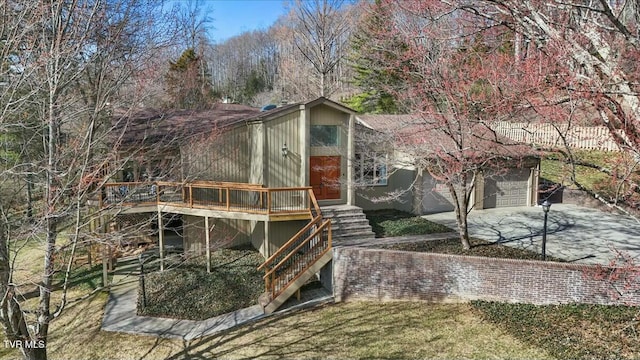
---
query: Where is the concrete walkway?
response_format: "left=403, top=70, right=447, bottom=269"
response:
left=101, top=258, right=265, bottom=340
left=424, top=204, right=640, bottom=264
left=101, top=231, right=452, bottom=339
left=101, top=256, right=334, bottom=340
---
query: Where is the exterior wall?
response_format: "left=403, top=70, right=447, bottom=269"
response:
left=419, top=172, right=458, bottom=214
left=181, top=126, right=250, bottom=182
left=265, top=111, right=303, bottom=187
left=182, top=215, right=252, bottom=256
left=333, top=247, right=640, bottom=306
left=355, top=167, right=414, bottom=213
left=309, top=105, right=351, bottom=205
left=266, top=220, right=307, bottom=257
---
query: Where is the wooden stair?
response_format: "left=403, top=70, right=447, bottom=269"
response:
left=258, top=190, right=332, bottom=314
left=263, top=250, right=332, bottom=314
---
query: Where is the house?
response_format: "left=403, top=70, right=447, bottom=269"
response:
left=100, top=97, right=539, bottom=312
left=354, top=114, right=540, bottom=214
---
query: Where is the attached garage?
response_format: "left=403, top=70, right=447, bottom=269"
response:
left=418, top=165, right=538, bottom=214
left=483, top=168, right=533, bottom=208
left=354, top=114, right=541, bottom=215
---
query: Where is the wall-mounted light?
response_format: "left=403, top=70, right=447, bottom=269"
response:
left=282, top=143, right=288, bottom=158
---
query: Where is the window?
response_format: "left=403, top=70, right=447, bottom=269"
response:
left=311, top=125, right=340, bottom=146
left=355, top=153, right=388, bottom=186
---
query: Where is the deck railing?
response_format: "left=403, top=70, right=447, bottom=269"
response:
left=258, top=215, right=332, bottom=300
left=100, top=181, right=313, bottom=215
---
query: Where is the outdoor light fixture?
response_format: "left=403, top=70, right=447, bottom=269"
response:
left=541, top=200, right=551, bottom=261
left=282, top=143, right=288, bottom=158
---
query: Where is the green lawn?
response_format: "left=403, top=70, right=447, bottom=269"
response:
left=540, top=149, right=632, bottom=199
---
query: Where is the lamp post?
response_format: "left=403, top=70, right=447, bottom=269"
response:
left=541, top=200, right=551, bottom=261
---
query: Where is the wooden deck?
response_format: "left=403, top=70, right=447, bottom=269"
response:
left=100, top=181, right=314, bottom=221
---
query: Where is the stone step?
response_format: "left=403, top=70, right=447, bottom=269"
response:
left=324, top=219, right=371, bottom=228
left=325, top=216, right=369, bottom=223
left=332, top=231, right=377, bottom=239
left=331, top=223, right=372, bottom=232
left=332, top=235, right=377, bottom=244
left=320, top=205, right=376, bottom=240
left=322, top=209, right=366, bottom=215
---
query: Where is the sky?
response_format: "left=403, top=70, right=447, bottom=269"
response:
left=204, top=0, right=288, bottom=42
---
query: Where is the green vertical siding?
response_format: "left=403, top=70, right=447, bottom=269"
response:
left=265, top=111, right=302, bottom=187
left=267, top=221, right=307, bottom=256
left=182, top=215, right=251, bottom=255
left=355, top=168, right=415, bottom=212
left=182, top=126, right=250, bottom=182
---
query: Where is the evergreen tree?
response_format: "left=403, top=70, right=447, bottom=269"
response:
left=345, top=0, right=403, bottom=114
left=165, top=48, right=216, bottom=109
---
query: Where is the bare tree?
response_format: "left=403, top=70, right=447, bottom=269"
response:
left=280, top=0, right=355, bottom=99
left=0, top=1, right=176, bottom=359
left=172, top=0, right=214, bottom=51
left=357, top=0, right=541, bottom=249
left=415, top=0, right=640, bottom=211
left=207, top=29, right=279, bottom=105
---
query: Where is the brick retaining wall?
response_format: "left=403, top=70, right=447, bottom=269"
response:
left=333, top=247, right=640, bottom=306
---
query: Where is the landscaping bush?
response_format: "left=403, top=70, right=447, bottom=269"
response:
left=137, top=247, right=264, bottom=320
left=379, top=237, right=564, bottom=261
left=365, top=209, right=452, bottom=237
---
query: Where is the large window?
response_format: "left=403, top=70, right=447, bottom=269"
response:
left=311, top=125, right=340, bottom=146
left=355, top=153, right=388, bottom=186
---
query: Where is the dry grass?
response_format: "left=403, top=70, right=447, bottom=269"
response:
left=1, top=233, right=552, bottom=360
left=6, top=298, right=552, bottom=360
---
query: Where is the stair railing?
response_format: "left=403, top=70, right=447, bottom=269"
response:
left=308, top=188, right=321, bottom=219
left=258, top=217, right=332, bottom=300
left=258, top=189, right=332, bottom=301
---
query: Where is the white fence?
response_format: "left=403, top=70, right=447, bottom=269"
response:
left=491, top=122, right=622, bottom=152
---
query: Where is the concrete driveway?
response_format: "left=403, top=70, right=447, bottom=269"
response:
left=424, top=204, right=640, bottom=265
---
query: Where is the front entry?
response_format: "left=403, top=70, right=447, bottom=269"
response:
left=310, top=156, right=341, bottom=200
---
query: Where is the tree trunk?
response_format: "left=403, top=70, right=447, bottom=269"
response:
left=20, top=346, right=47, bottom=360
left=454, top=205, right=471, bottom=250
left=448, top=182, right=472, bottom=250
left=26, top=174, right=33, bottom=223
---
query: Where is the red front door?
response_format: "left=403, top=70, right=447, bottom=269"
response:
left=310, top=156, right=341, bottom=200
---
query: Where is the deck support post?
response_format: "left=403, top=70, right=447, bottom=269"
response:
left=158, top=209, right=164, bottom=271
left=205, top=216, right=211, bottom=273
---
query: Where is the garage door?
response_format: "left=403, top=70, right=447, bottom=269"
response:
left=484, top=168, right=530, bottom=208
